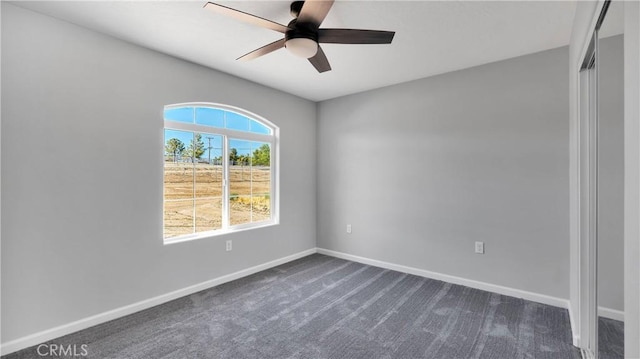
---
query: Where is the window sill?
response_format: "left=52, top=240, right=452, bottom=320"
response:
left=163, top=221, right=279, bottom=245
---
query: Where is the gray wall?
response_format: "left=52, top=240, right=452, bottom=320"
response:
left=317, top=46, right=570, bottom=299
left=597, top=34, right=625, bottom=313
left=1, top=4, right=316, bottom=342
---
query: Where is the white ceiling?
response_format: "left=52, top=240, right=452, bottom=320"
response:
left=600, top=0, right=624, bottom=39
left=13, top=1, right=584, bottom=102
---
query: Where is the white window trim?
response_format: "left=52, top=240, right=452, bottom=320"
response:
left=163, top=103, right=279, bottom=245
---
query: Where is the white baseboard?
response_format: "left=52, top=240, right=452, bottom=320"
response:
left=0, top=248, right=317, bottom=356
left=565, top=304, right=623, bottom=349
left=599, top=306, right=624, bottom=322
left=316, top=248, right=570, bottom=309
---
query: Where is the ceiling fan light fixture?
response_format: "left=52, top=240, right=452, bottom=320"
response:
left=285, top=37, right=318, bottom=58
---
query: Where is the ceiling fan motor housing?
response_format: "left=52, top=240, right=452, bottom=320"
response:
left=285, top=19, right=318, bottom=43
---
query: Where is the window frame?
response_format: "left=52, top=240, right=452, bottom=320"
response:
left=163, top=102, right=279, bottom=244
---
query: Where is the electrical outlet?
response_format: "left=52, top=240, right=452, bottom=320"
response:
left=226, top=240, right=232, bottom=252
left=346, top=224, right=352, bottom=234
left=475, top=241, right=484, bottom=254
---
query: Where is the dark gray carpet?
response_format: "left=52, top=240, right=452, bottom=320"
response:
left=3, top=254, right=581, bottom=359
left=599, top=317, right=624, bottom=359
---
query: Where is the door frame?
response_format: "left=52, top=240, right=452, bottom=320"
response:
left=570, top=1, right=640, bottom=357
left=570, top=1, right=608, bottom=356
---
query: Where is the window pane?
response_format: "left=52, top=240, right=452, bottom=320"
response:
left=196, top=163, right=222, bottom=197
left=196, top=107, right=224, bottom=128
left=249, top=119, right=271, bottom=135
left=229, top=165, right=252, bottom=197
left=164, top=107, right=194, bottom=123
left=200, top=134, right=223, bottom=165
left=230, top=195, right=251, bottom=226
left=251, top=142, right=270, bottom=196
left=230, top=138, right=252, bottom=226
left=164, top=130, right=194, bottom=200
left=195, top=198, right=222, bottom=232
left=164, top=199, right=194, bottom=238
left=251, top=196, right=270, bottom=222
left=195, top=135, right=223, bottom=198
left=165, top=129, right=193, bottom=150
left=252, top=142, right=271, bottom=222
left=251, top=142, right=271, bottom=168
left=164, top=162, right=194, bottom=201
left=185, top=132, right=207, bottom=164
left=226, top=111, right=250, bottom=132
left=229, top=139, right=252, bottom=197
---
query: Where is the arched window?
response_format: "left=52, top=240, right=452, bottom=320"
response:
left=163, top=103, right=278, bottom=243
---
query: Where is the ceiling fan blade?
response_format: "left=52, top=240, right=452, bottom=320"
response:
left=297, top=0, right=335, bottom=27
left=237, top=38, right=286, bottom=61
left=204, top=2, right=289, bottom=33
left=308, top=45, right=331, bottom=73
left=318, top=29, right=395, bottom=44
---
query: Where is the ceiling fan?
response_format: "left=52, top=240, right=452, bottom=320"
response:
left=203, top=0, right=395, bottom=73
